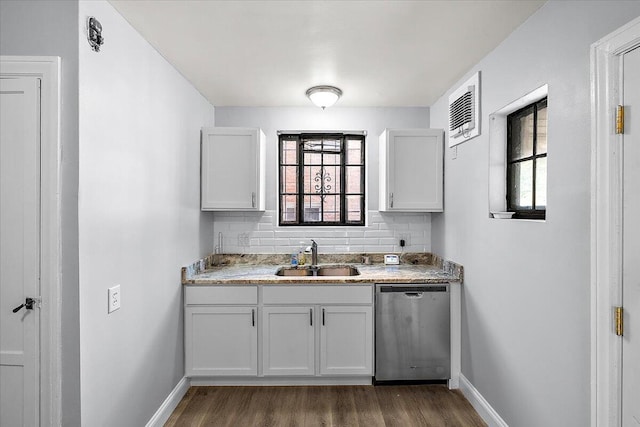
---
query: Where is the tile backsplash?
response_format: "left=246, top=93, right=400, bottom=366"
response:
left=212, top=210, right=431, bottom=254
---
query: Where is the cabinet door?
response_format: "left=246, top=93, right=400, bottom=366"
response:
left=185, top=306, right=257, bottom=376
left=380, top=129, right=443, bottom=212
left=262, top=306, right=315, bottom=376
left=201, top=127, right=265, bottom=211
left=320, top=306, right=373, bottom=375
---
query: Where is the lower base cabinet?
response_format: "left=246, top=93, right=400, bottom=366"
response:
left=185, top=306, right=258, bottom=376
left=320, top=306, right=373, bottom=375
left=185, top=285, right=373, bottom=380
left=262, top=306, right=315, bottom=376
left=262, top=305, right=373, bottom=376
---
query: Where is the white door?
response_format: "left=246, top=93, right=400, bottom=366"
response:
left=0, top=77, right=41, bottom=427
left=622, top=45, right=640, bottom=427
left=319, top=306, right=373, bottom=375
left=262, top=306, right=315, bottom=376
left=184, top=306, right=258, bottom=376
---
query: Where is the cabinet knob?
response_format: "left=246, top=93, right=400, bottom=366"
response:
left=251, top=192, right=256, bottom=208
left=390, top=193, right=394, bottom=208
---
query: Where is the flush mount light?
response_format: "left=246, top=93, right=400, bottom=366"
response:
left=306, top=85, right=343, bottom=110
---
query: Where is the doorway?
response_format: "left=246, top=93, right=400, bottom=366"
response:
left=0, top=56, right=61, bottom=426
left=621, top=45, right=640, bottom=427
left=591, top=17, right=640, bottom=427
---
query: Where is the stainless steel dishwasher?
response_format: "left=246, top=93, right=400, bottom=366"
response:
left=375, top=283, right=450, bottom=382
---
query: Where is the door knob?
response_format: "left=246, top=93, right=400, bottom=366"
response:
left=12, top=297, right=35, bottom=313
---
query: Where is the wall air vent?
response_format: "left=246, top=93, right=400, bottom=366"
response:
left=448, top=71, right=480, bottom=147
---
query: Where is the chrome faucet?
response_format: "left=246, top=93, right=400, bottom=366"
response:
left=310, top=239, right=318, bottom=266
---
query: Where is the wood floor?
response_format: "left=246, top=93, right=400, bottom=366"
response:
left=165, top=385, right=487, bottom=427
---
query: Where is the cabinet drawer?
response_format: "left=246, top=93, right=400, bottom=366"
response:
left=185, top=286, right=258, bottom=305
left=263, top=285, right=372, bottom=305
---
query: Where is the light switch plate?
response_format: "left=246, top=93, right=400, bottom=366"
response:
left=108, top=285, right=121, bottom=313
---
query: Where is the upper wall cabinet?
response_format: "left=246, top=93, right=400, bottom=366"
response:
left=201, top=127, right=266, bottom=211
left=379, top=129, right=444, bottom=212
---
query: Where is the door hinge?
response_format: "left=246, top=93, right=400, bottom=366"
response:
left=616, top=105, right=625, bottom=134
left=615, top=306, right=624, bottom=336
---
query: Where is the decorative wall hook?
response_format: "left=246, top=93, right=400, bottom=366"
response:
left=87, top=16, right=104, bottom=52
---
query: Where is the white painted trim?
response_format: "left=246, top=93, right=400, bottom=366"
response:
left=189, top=376, right=372, bottom=386
left=145, top=377, right=190, bottom=427
left=459, top=374, right=508, bottom=427
left=449, top=281, right=461, bottom=389
left=0, top=55, right=62, bottom=427
left=590, top=16, right=640, bottom=427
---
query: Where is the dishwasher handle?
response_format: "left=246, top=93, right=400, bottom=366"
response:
left=378, top=285, right=448, bottom=293
left=403, top=292, right=424, bottom=298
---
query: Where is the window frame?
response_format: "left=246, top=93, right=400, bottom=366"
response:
left=278, top=133, right=365, bottom=226
left=506, top=97, right=547, bottom=220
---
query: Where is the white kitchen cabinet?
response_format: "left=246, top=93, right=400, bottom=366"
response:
left=379, top=128, right=444, bottom=212
left=185, top=306, right=258, bottom=376
left=185, top=284, right=374, bottom=381
left=201, top=127, right=266, bottom=211
left=319, top=306, right=373, bottom=375
left=262, top=306, right=315, bottom=376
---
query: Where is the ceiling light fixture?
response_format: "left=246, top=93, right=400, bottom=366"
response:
left=306, top=85, right=343, bottom=110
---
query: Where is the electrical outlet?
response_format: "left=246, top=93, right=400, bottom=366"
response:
left=108, top=285, right=121, bottom=313
left=399, top=234, right=411, bottom=247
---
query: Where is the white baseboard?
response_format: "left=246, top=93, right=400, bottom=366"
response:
left=190, top=376, right=371, bottom=386
left=146, top=377, right=190, bottom=427
left=459, top=374, right=508, bottom=427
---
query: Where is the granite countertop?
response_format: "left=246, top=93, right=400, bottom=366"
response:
left=182, top=253, right=463, bottom=285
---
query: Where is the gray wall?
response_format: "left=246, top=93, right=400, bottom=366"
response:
left=77, top=1, right=214, bottom=425
left=0, top=1, right=81, bottom=425
left=429, top=2, right=640, bottom=426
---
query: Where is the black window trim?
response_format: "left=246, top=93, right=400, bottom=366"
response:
left=278, top=132, right=365, bottom=226
left=506, top=97, right=547, bottom=220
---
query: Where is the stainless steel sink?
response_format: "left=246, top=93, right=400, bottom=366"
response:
left=275, top=265, right=360, bottom=277
left=316, top=266, right=360, bottom=276
left=275, top=267, right=314, bottom=277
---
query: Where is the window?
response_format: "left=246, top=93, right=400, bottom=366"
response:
left=507, top=97, right=547, bottom=219
left=279, top=133, right=365, bottom=226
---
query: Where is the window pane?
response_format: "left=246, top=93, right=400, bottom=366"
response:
left=536, top=104, right=548, bottom=155
left=325, top=165, right=339, bottom=195
left=322, top=139, right=341, bottom=152
left=303, top=140, right=322, bottom=152
left=346, top=195, right=363, bottom=222
left=282, top=140, right=298, bottom=164
left=303, top=166, right=316, bottom=193
left=306, top=166, right=338, bottom=196
left=322, top=195, right=340, bottom=222
left=509, top=107, right=534, bottom=161
left=323, top=152, right=339, bottom=166
left=535, top=157, right=547, bottom=209
left=281, top=195, right=297, bottom=222
left=304, top=152, right=322, bottom=164
left=281, top=166, right=297, bottom=193
left=346, top=139, right=363, bottom=165
left=345, top=166, right=362, bottom=194
left=509, top=160, right=533, bottom=208
left=303, top=195, right=322, bottom=222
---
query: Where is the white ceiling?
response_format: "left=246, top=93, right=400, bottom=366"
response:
left=108, top=0, right=545, bottom=107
